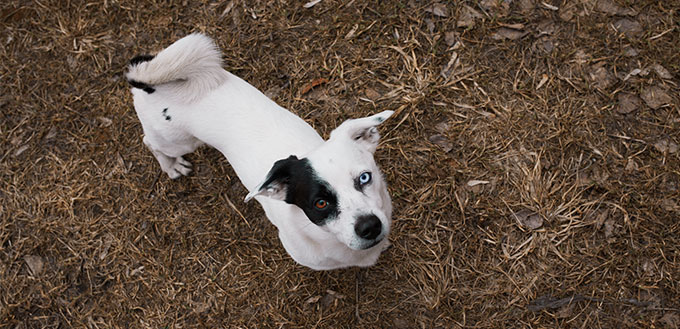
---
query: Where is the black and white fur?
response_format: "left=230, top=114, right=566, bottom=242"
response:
left=126, top=33, right=394, bottom=270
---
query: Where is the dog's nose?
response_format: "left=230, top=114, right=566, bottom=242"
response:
left=355, top=214, right=382, bottom=240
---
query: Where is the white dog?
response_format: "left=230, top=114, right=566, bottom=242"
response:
left=126, top=33, right=393, bottom=270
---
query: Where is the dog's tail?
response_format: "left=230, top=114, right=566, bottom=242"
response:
left=126, top=33, right=227, bottom=102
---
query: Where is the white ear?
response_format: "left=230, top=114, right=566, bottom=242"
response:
left=329, top=110, right=394, bottom=153
left=244, top=155, right=298, bottom=202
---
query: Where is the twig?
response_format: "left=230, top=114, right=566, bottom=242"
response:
left=147, top=171, right=161, bottom=198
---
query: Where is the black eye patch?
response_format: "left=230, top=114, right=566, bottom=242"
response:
left=261, top=156, right=339, bottom=225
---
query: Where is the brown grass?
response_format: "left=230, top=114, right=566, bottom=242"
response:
left=1, top=0, right=679, bottom=328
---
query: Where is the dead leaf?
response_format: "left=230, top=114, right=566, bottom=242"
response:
left=660, top=313, right=680, bottom=329
left=218, top=0, right=235, bottom=18
left=537, top=19, right=556, bottom=36
left=595, top=0, right=636, bottom=16
left=622, top=45, right=639, bottom=57
left=604, top=219, right=615, bottom=238
left=363, top=88, right=381, bottom=100
left=444, top=31, right=458, bottom=47
left=345, top=24, right=358, bottom=39
left=651, top=64, right=673, bottom=80
left=97, top=116, right=113, bottom=127
left=434, top=121, right=451, bottom=133
left=518, top=0, right=535, bottom=14
left=24, top=255, right=44, bottom=276
left=512, top=209, right=543, bottom=230
left=558, top=4, right=576, bottom=21
left=393, top=318, right=411, bottom=329
left=424, top=3, right=448, bottom=17
left=492, top=28, right=528, bottom=40
left=589, top=63, right=614, bottom=89
left=502, top=23, right=525, bottom=30
left=574, top=50, right=590, bottom=65
left=595, top=209, right=609, bottom=230
left=425, top=18, right=435, bottom=34
left=467, top=180, right=489, bottom=187
left=481, top=0, right=510, bottom=16
left=540, top=39, right=554, bottom=53
left=264, top=86, right=282, bottom=99
left=457, top=5, right=482, bottom=28
left=616, top=93, right=641, bottom=114
left=613, top=18, right=642, bottom=38
left=440, top=51, right=459, bottom=79
left=100, top=235, right=113, bottom=260
left=625, top=158, right=638, bottom=172
left=320, top=289, right=345, bottom=308
left=556, top=303, right=574, bottom=319
left=623, top=68, right=641, bottom=81
left=540, top=1, right=558, bottom=11
left=305, top=295, right=321, bottom=304
left=428, top=134, right=453, bottom=152
left=300, top=78, right=328, bottom=96
left=653, top=139, right=678, bottom=154
left=662, top=199, right=679, bottom=212
left=641, top=86, right=672, bottom=109
left=303, top=0, right=322, bottom=8
left=536, top=74, right=549, bottom=90
left=44, top=126, right=58, bottom=141
left=67, top=55, right=78, bottom=69
left=641, top=259, right=656, bottom=276
left=14, top=145, right=29, bottom=157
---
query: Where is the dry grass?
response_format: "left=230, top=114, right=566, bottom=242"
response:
left=1, top=0, right=679, bottom=328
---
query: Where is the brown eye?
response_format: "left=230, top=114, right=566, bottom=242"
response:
left=315, top=199, right=328, bottom=209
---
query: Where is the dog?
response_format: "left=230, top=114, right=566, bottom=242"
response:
left=125, top=33, right=394, bottom=270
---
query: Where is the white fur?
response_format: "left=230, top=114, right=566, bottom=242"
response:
left=126, top=33, right=229, bottom=103
left=127, top=33, right=393, bottom=270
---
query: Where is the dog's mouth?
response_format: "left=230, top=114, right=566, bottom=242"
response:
left=363, top=239, right=382, bottom=249
left=352, top=237, right=382, bottom=250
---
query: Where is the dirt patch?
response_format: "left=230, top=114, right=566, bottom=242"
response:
left=1, top=0, right=678, bottom=327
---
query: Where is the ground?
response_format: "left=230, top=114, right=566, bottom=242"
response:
left=1, top=0, right=679, bottom=328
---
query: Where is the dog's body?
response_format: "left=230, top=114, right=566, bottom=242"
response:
left=126, top=34, right=393, bottom=270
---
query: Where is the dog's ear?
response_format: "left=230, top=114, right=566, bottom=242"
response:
left=329, top=110, right=394, bottom=153
left=244, top=155, right=299, bottom=202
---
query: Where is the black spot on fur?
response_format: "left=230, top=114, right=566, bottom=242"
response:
left=162, top=108, right=171, bottom=121
left=259, top=156, right=339, bottom=225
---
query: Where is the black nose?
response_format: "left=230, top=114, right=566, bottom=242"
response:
left=354, top=214, right=382, bottom=240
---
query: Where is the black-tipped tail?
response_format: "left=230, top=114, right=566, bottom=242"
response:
left=127, top=54, right=156, bottom=93
left=127, top=79, right=156, bottom=94
left=129, top=54, right=155, bottom=66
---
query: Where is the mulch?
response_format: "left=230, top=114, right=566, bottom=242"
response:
left=1, top=0, right=678, bottom=327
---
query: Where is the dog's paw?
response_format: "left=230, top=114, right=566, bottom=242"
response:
left=167, top=156, right=192, bottom=179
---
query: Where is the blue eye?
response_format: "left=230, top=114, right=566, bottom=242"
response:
left=359, top=172, right=372, bottom=185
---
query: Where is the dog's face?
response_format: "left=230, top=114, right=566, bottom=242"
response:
left=245, top=111, right=393, bottom=250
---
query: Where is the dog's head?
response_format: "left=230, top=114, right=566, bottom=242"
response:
left=245, top=110, right=394, bottom=250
